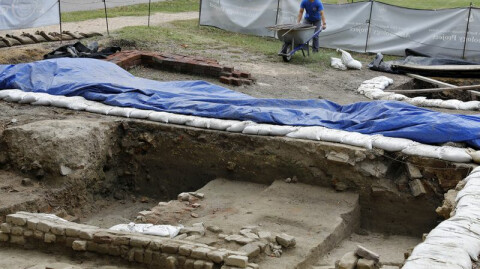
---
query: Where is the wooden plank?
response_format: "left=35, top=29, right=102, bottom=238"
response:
left=406, top=73, right=480, bottom=100
left=385, top=84, right=480, bottom=94
left=393, top=64, right=480, bottom=71
left=406, top=73, right=457, bottom=88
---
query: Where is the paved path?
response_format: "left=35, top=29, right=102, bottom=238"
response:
left=60, top=0, right=165, bottom=12
left=0, top=11, right=198, bottom=35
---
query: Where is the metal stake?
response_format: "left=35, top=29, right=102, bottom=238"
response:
left=364, top=0, right=374, bottom=53
left=104, top=0, right=110, bottom=35
left=198, top=0, right=203, bottom=26
left=462, top=2, right=473, bottom=59
left=148, top=0, right=151, bottom=27
left=58, top=0, right=63, bottom=44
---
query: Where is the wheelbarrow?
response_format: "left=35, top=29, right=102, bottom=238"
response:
left=266, top=24, right=322, bottom=62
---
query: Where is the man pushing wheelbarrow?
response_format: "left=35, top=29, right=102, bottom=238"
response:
left=267, top=0, right=327, bottom=62
left=297, top=0, right=327, bottom=53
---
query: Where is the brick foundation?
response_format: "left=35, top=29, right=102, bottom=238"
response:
left=0, top=212, right=256, bottom=269
left=105, top=50, right=255, bottom=86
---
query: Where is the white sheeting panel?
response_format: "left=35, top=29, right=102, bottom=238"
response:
left=0, top=0, right=60, bottom=30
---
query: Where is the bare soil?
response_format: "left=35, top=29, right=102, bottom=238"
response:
left=0, top=11, right=470, bottom=269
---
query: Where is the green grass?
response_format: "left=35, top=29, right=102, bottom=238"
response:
left=114, top=19, right=380, bottom=71
left=62, top=0, right=199, bottom=22
left=322, top=0, right=479, bottom=9
left=61, top=0, right=477, bottom=23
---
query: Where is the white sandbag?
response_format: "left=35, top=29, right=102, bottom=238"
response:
left=128, top=109, right=153, bottom=119
left=148, top=111, right=169, bottom=123
left=32, top=95, right=53, bottom=106
left=382, top=93, right=408, bottom=101
left=208, top=119, right=238, bottom=131
left=402, top=144, right=441, bottom=159
left=166, top=113, right=194, bottom=125
left=49, top=95, right=72, bottom=108
left=403, top=242, right=471, bottom=269
left=466, top=148, right=480, bottom=164
left=346, top=59, right=362, bottom=70
left=330, top=57, right=347, bottom=70
left=356, top=85, right=372, bottom=94
left=110, top=222, right=182, bottom=238
left=337, top=48, right=362, bottom=70
left=66, top=96, right=90, bottom=111
left=370, top=91, right=393, bottom=99
left=18, top=92, right=39, bottom=104
left=319, top=128, right=351, bottom=143
left=226, top=121, right=254, bottom=133
left=340, top=132, right=373, bottom=149
left=186, top=117, right=214, bottom=128
left=108, top=107, right=136, bottom=117
left=427, top=221, right=480, bottom=260
left=373, top=139, right=416, bottom=153
left=408, top=96, right=427, bottom=106
left=458, top=101, right=480, bottom=111
left=269, top=125, right=299, bottom=136
left=286, top=126, right=325, bottom=140
left=4, top=91, right=26, bottom=102
left=441, top=99, right=462, bottom=110
left=365, top=89, right=385, bottom=99
left=362, top=82, right=388, bottom=89
left=438, top=146, right=472, bottom=163
left=421, top=99, right=444, bottom=107
left=0, top=89, right=21, bottom=99
left=243, top=124, right=272, bottom=135
left=85, top=103, right=114, bottom=115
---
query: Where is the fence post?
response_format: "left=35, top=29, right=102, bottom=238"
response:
left=198, top=0, right=203, bottom=26
left=275, top=0, right=281, bottom=25
left=364, top=0, right=374, bottom=53
left=103, top=0, right=110, bottom=36
left=148, top=0, right=151, bottom=27
left=462, top=2, right=473, bottom=59
left=58, top=0, right=63, bottom=44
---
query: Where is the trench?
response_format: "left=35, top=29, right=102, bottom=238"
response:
left=0, top=116, right=472, bottom=268
left=393, top=77, right=480, bottom=102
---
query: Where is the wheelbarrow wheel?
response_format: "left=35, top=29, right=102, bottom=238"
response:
left=281, top=43, right=292, bottom=62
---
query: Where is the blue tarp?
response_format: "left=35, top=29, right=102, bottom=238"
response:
left=1, top=58, right=480, bottom=148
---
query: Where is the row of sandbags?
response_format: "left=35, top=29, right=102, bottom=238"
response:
left=0, top=31, right=102, bottom=48
left=0, top=89, right=475, bottom=163
left=403, top=167, right=480, bottom=269
left=357, top=76, right=480, bottom=111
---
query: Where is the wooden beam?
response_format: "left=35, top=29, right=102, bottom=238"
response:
left=406, top=73, right=457, bottom=88
left=385, top=84, right=480, bottom=94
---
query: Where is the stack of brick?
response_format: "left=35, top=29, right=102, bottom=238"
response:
left=105, top=50, right=255, bottom=86
left=0, top=212, right=256, bottom=269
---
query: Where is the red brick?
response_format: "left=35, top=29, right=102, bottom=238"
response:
left=232, top=71, right=242, bottom=78
left=231, top=78, right=242, bottom=86
left=241, top=79, right=253, bottom=85
left=240, top=72, right=251, bottom=79
left=223, top=66, right=234, bottom=72
left=219, top=76, right=232, bottom=84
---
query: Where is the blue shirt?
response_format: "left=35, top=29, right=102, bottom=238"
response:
left=301, top=0, right=324, bottom=22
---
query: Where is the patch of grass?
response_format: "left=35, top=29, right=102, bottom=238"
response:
left=113, top=19, right=391, bottom=72
left=322, top=0, right=478, bottom=9
left=62, top=0, right=199, bottom=22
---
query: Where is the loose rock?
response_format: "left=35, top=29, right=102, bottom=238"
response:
left=338, top=251, right=358, bottom=269
left=355, top=245, right=380, bottom=263
left=276, top=233, right=296, bottom=248
left=225, top=255, right=248, bottom=268
left=21, top=178, right=33, bottom=186
left=357, top=258, right=376, bottom=269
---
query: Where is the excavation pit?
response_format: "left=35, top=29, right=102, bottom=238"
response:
left=392, top=77, right=480, bottom=102
left=0, top=110, right=472, bottom=269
